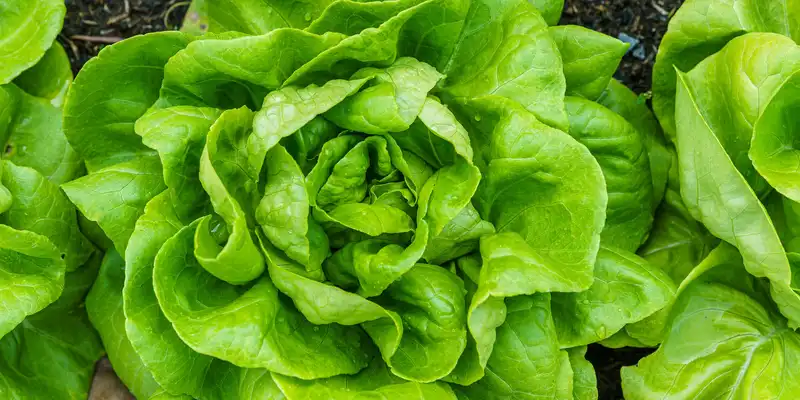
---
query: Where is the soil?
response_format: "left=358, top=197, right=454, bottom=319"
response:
left=60, top=0, right=189, bottom=75
left=62, top=1, right=680, bottom=399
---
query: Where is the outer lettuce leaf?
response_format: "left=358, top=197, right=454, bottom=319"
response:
left=0, top=84, right=82, bottom=184
left=637, top=151, right=718, bottom=283
left=622, top=244, right=800, bottom=399
left=13, top=43, right=73, bottom=107
left=194, top=0, right=335, bottom=34
left=123, top=193, right=286, bottom=399
left=0, top=253, right=103, bottom=399
left=550, top=25, right=628, bottom=100
left=568, top=346, right=598, bottom=400
left=674, top=33, right=800, bottom=326
left=440, top=0, right=569, bottom=130
left=157, top=30, right=345, bottom=109
left=597, top=79, right=671, bottom=210
left=1, top=161, right=94, bottom=271
left=551, top=246, right=676, bottom=348
left=0, top=225, right=65, bottom=338
left=453, top=294, right=574, bottom=400
left=652, top=0, right=800, bottom=139
left=529, top=0, right=564, bottom=26
left=87, top=250, right=162, bottom=399
left=63, top=32, right=193, bottom=171
left=273, top=358, right=457, bottom=399
left=565, top=96, right=654, bottom=252
left=62, top=155, right=167, bottom=255
left=0, top=0, right=65, bottom=84
left=454, top=96, right=606, bottom=283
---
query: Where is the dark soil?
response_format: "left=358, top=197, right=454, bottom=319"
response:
left=562, top=0, right=683, bottom=94
left=586, top=344, right=655, bottom=399
left=63, top=1, right=678, bottom=399
left=60, top=0, right=188, bottom=75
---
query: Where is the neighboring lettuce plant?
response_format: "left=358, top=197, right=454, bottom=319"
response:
left=624, top=0, right=800, bottom=397
left=62, top=0, right=673, bottom=399
left=0, top=0, right=104, bottom=398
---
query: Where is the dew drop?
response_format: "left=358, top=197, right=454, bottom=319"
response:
left=304, top=13, right=312, bottom=21
left=474, top=115, right=481, bottom=121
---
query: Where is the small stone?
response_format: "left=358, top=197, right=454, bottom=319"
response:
left=617, top=33, right=640, bottom=55
left=632, top=45, right=647, bottom=60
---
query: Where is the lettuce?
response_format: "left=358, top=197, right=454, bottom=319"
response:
left=0, top=0, right=681, bottom=398
left=622, top=0, right=800, bottom=397
left=0, top=1, right=104, bottom=398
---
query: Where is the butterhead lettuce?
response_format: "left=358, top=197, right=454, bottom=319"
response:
left=0, top=0, right=678, bottom=399
left=0, top=1, right=105, bottom=398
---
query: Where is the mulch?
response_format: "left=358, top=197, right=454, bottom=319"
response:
left=62, top=1, right=682, bottom=399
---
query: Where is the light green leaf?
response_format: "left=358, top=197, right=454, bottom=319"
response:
left=454, top=294, right=573, bottom=400
left=529, top=0, right=564, bottom=25
left=674, top=34, right=800, bottom=325
left=391, top=96, right=474, bottom=168
left=597, top=79, right=671, bottom=209
left=454, top=96, right=606, bottom=281
left=63, top=32, right=193, bottom=171
left=0, top=254, right=103, bottom=400
left=0, top=225, right=64, bottom=339
left=195, top=107, right=263, bottom=284
left=622, top=280, right=800, bottom=399
left=1, top=84, right=83, bottom=184
left=550, top=25, right=628, bottom=100
left=273, top=358, right=457, bottom=399
left=62, top=155, right=166, bottom=255
left=284, top=1, right=430, bottom=87
left=157, top=30, right=345, bottom=109
left=423, top=203, right=495, bottom=265
left=551, top=246, right=676, bottom=348
left=153, top=219, right=370, bottom=378
left=324, top=222, right=429, bottom=297
left=136, top=106, right=222, bottom=217
left=0, top=0, right=65, bottom=84
left=417, top=161, right=481, bottom=236
left=87, top=250, right=161, bottom=399
left=1, top=161, right=94, bottom=271
left=637, top=157, right=717, bottom=283
left=325, top=58, right=442, bottom=134
left=750, top=71, right=800, bottom=202
left=251, top=78, right=368, bottom=163
left=280, top=116, right=339, bottom=173
left=13, top=42, right=72, bottom=107
left=257, top=145, right=326, bottom=278
left=568, top=346, right=598, bottom=400
left=652, top=0, right=800, bottom=139
left=123, top=192, right=218, bottom=397
left=315, top=137, right=394, bottom=209
left=264, top=234, right=467, bottom=383
left=441, top=0, right=568, bottom=130
left=565, top=95, right=654, bottom=252
left=197, top=0, right=334, bottom=34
